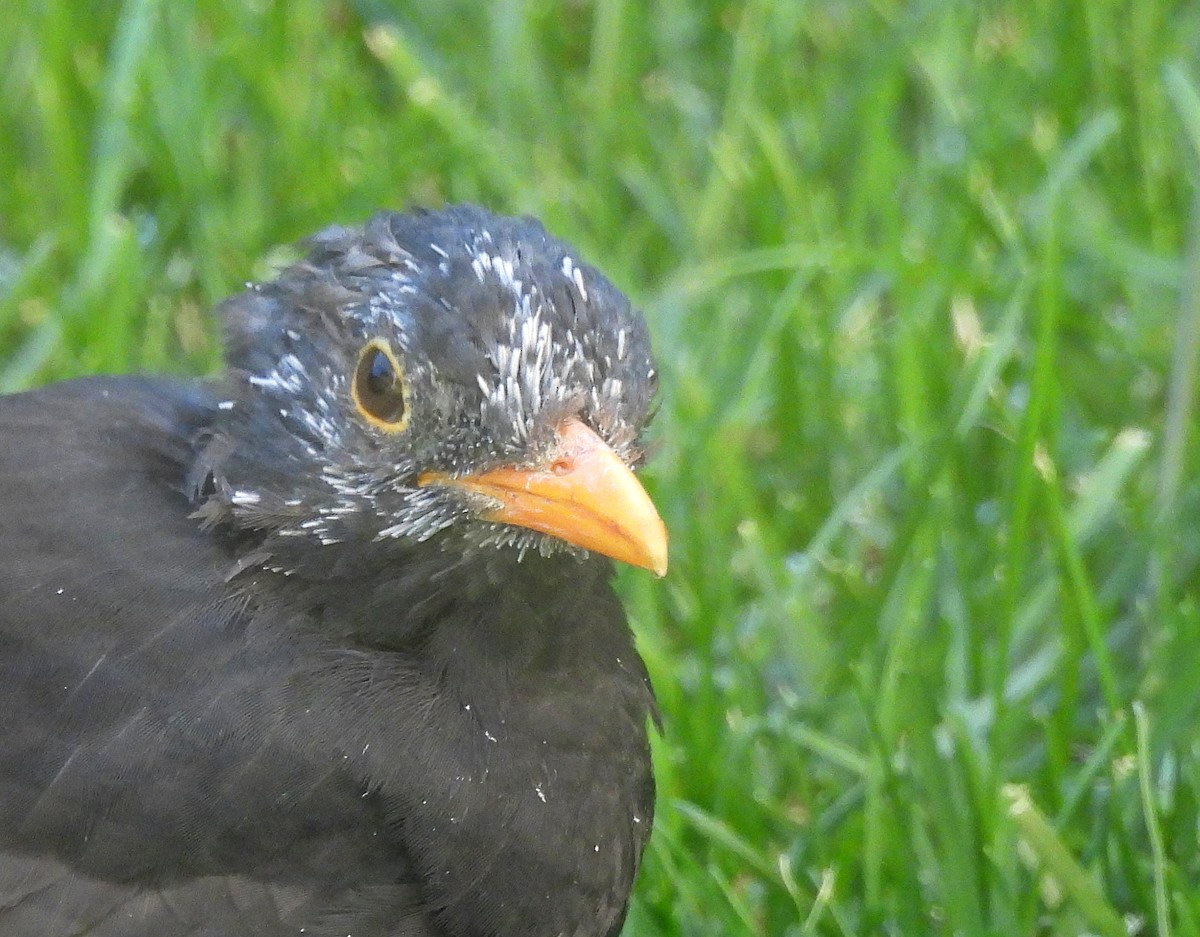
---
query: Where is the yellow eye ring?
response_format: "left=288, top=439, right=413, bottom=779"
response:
left=351, top=339, right=410, bottom=432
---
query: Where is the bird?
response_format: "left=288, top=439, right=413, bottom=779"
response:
left=0, top=205, right=667, bottom=937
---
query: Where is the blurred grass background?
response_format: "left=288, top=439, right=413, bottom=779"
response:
left=3, top=1, right=1200, bottom=934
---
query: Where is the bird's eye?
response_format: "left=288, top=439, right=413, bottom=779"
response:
left=352, top=340, right=410, bottom=431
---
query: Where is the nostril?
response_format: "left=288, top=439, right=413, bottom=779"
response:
left=550, top=458, right=573, bottom=476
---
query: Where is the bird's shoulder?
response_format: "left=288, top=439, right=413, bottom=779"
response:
left=0, top=374, right=233, bottom=676
left=0, top=376, right=428, bottom=934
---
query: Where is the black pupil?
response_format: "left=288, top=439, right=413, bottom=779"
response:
left=367, top=350, right=395, bottom=395
left=358, top=347, right=406, bottom=423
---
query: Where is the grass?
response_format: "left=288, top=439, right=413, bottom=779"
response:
left=3, top=1, right=1200, bottom=934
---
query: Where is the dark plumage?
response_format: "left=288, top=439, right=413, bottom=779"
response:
left=0, top=206, right=667, bottom=936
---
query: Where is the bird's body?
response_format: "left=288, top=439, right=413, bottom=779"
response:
left=0, top=207, right=664, bottom=936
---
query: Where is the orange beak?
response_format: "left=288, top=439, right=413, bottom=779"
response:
left=418, top=417, right=668, bottom=576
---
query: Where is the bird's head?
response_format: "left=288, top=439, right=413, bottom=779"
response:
left=193, top=206, right=667, bottom=579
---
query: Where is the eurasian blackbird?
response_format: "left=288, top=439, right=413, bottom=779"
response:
left=0, top=206, right=668, bottom=937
